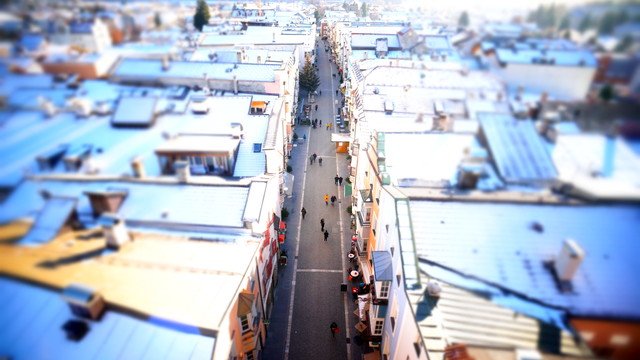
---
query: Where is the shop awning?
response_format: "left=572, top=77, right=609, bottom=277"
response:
left=359, top=258, right=371, bottom=283
left=344, top=183, right=352, bottom=198
left=357, top=294, right=370, bottom=322
left=331, top=133, right=351, bottom=143
left=283, top=172, right=294, bottom=197
left=237, top=292, right=254, bottom=316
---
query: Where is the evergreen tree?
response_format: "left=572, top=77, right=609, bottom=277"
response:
left=598, top=11, right=617, bottom=35
left=559, top=15, right=570, bottom=31
left=458, top=11, right=470, bottom=28
left=154, top=12, right=162, bottom=29
left=578, top=14, right=592, bottom=32
left=599, top=84, right=614, bottom=103
left=193, top=0, right=211, bottom=32
left=299, top=59, right=320, bottom=94
left=615, top=35, right=633, bottom=52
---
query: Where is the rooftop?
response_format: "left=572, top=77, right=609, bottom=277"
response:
left=0, top=276, right=215, bottom=359
left=0, top=228, right=258, bottom=332
left=410, top=200, right=640, bottom=320
left=495, top=48, right=597, bottom=68
left=0, top=179, right=257, bottom=231
left=0, top=89, right=277, bottom=187
left=111, top=58, right=280, bottom=83
left=479, top=112, right=557, bottom=185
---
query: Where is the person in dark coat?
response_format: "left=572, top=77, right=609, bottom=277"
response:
left=301, top=207, right=307, bottom=219
left=320, top=218, right=325, bottom=231
left=323, top=230, right=329, bottom=241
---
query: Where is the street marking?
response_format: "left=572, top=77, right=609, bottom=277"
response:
left=284, top=114, right=311, bottom=360
left=296, top=269, right=342, bottom=273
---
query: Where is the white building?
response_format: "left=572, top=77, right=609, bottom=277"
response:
left=490, top=46, right=597, bottom=101
left=49, top=18, right=113, bottom=53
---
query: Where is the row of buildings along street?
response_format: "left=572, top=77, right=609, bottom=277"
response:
left=0, top=0, right=639, bottom=360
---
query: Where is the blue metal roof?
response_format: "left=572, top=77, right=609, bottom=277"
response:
left=0, top=277, right=214, bottom=359
left=19, top=197, right=77, bottom=246
left=372, top=251, right=393, bottom=281
left=479, top=112, right=557, bottom=185
left=410, top=200, right=640, bottom=319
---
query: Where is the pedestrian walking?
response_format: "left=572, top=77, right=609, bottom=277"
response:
left=326, top=123, right=330, bottom=130
left=324, top=194, right=329, bottom=206
left=315, top=104, right=318, bottom=111
left=319, top=90, right=322, bottom=95
left=309, top=155, right=313, bottom=165
left=312, top=153, right=317, bottom=162
left=334, top=175, right=339, bottom=185
left=330, top=322, right=339, bottom=337
left=331, top=195, right=337, bottom=206
left=320, top=218, right=325, bottom=231
left=335, top=89, right=338, bottom=95
left=301, top=207, right=307, bottom=219
left=323, top=229, right=329, bottom=241
left=319, top=157, right=323, bottom=166
left=339, top=177, right=343, bottom=186
left=319, top=119, right=322, bottom=125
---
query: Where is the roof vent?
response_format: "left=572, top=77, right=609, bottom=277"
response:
left=161, top=56, right=170, bottom=71
left=131, top=156, right=145, bottom=178
left=62, top=284, right=106, bottom=320
left=174, top=160, right=190, bottom=183
left=555, top=238, right=585, bottom=282
left=426, top=280, right=441, bottom=297
left=99, top=213, right=131, bottom=249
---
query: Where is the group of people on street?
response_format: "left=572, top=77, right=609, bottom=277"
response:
left=323, top=194, right=337, bottom=206
left=334, top=175, right=344, bottom=186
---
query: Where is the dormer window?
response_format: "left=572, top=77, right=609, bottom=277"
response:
left=240, top=314, right=251, bottom=334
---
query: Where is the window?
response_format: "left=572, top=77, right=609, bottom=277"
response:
left=414, top=341, right=422, bottom=356
left=390, top=247, right=394, bottom=256
left=380, top=281, right=390, bottom=298
left=246, top=351, right=255, bottom=360
left=396, top=274, right=402, bottom=286
left=373, top=320, right=383, bottom=335
left=363, top=240, right=368, bottom=252
left=240, top=315, right=250, bottom=333
left=253, top=143, right=262, bottom=153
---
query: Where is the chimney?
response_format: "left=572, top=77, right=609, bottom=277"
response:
left=161, top=56, right=170, bottom=71
left=100, top=213, right=131, bottom=249
left=555, top=238, right=585, bottom=282
left=62, top=284, right=106, bottom=321
left=432, top=114, right=452, bottom=131
left=174, top=160, right=190, bottom=183
left=233, top=74, right=238, bottom=95
left=130, top=156, right=145, bottom=178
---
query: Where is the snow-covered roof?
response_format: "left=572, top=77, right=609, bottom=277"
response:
left=0, top=277, right=215, bottom=359
left=351, top=34, right=400, bottom=50
left=0, top=179, right=252, bottom=230
left=495, top=48, right=597, bottom=67
left=410, top=200, right=640, bottom=319
left=112, top=58, right=280, bottom=83
left=0, top=91, right=277, bottom=187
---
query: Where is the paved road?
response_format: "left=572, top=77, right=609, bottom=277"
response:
left=263, top=38, right=361, bottom=360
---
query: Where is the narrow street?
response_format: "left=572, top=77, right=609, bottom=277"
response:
left=263, top=38, right=362, bottom=360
